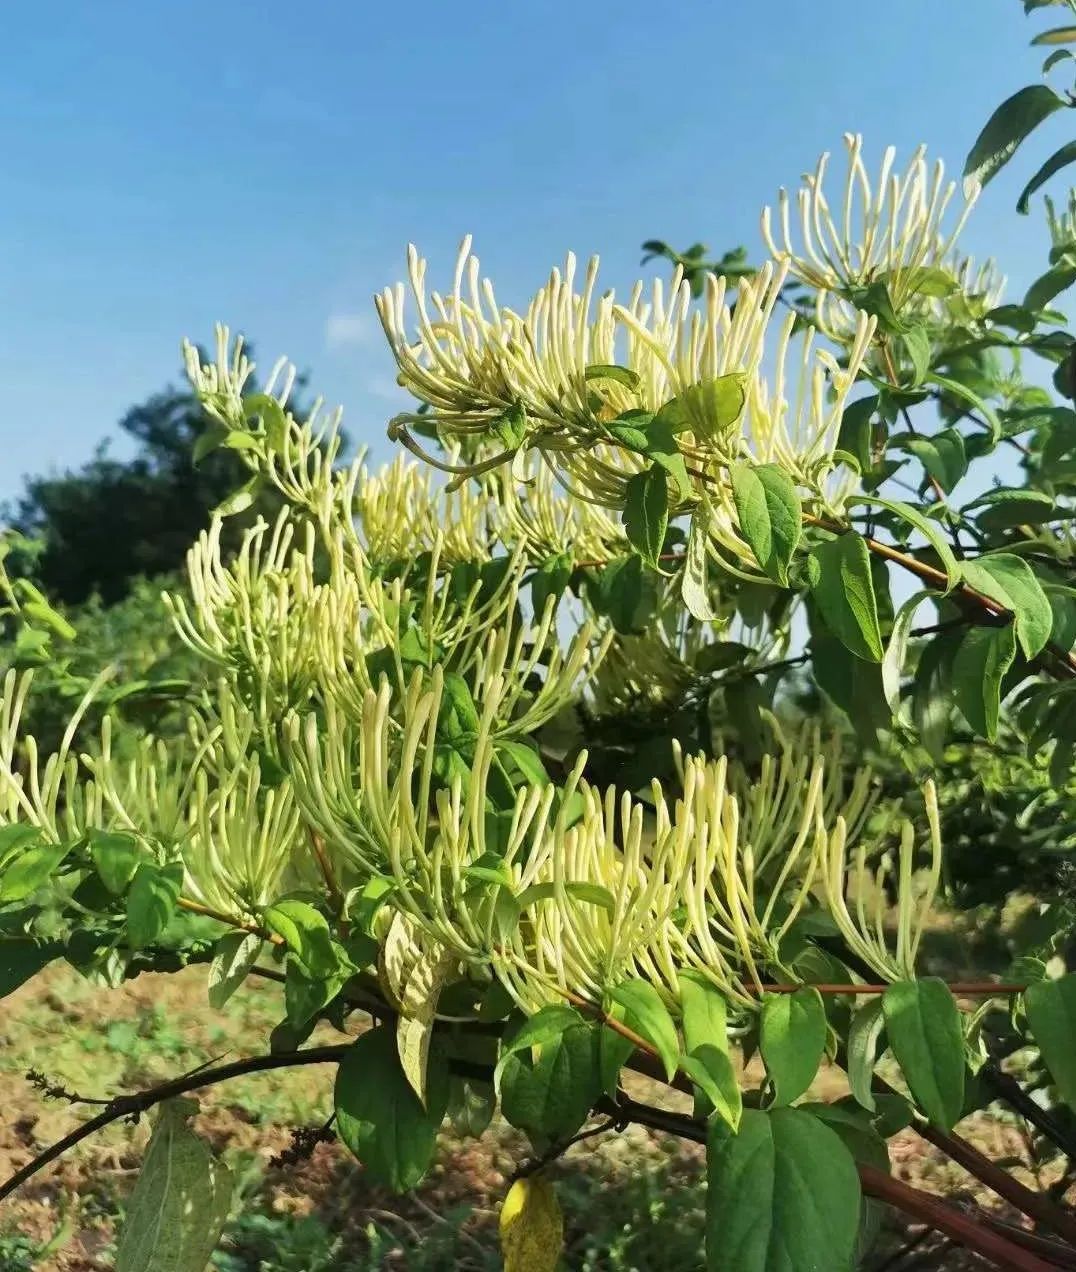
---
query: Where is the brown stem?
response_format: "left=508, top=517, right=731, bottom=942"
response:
left=858, top=1163, right=1055, bottom=1272
left=177, top=896, right=281, bottom=944
left=881, top=342, right=949, bottom=506
left=980, top=1215, right=1076, bottom=1269
left=0, top=1045, right=353, bottom=1204
left=803, top=511, right=1076, bottom=676
left=603, top=1092, right=1055, bottom=1271
left=753, top=981, right=1027, bottom=996
left=308, top=829, right=346, bottom=919
left=917, top=1121, right=1076, bottom=1247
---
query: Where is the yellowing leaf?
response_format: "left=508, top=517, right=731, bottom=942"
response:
left=379, top=910, right=423, bottom=1011
left=499, top=1175, right=564, bottom=1272
left=396, top=943, right=456, bottom=1106
left=115, top=1098, right=232, bottom=1272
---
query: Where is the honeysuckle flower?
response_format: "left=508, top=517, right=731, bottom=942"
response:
left=762, top=134, right=981, bottom=331
left=1046, top=190, right=1076, bottom=256
left=376, top=238, right=876, bottom=585
left=817, top=779, right=942, bottom=982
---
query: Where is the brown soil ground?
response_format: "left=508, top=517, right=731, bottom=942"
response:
left=0, top=964, right=1069, bottom=1270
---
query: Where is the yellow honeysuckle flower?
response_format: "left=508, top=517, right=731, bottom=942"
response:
left=762, top=134, right=981, bottom=328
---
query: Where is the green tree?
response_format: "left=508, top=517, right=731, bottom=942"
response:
left=6, top=348, right=315, bottom=606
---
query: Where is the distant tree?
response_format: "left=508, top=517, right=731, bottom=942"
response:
left=6, top=350, right=316, bottom=606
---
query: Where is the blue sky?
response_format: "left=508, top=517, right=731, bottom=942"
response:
left=0, top=0, right=1061, bottom=504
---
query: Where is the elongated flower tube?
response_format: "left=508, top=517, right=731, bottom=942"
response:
left=183, top=762, right=303, bottom=918
left=377, top=240, right=874, bottom=516
left=762, top=135, right=980, bottom=332
left=356, top=452, right=495, bottom=564
left=491, top=455, right=626, bottom=564
left=1046, top=190, right=1076, bottom=256
left=285, top=652, right=912, bottom=1015
left=817, top=779, right=943, bottom=982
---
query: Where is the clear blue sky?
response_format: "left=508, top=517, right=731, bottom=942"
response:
left=0, top=0, right=1059, bottom=504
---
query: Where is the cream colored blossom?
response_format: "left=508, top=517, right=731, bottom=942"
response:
left=762, top=134, right=980, bottom=328
left=1047, top=190, right=1076, bottom=255
left=376, top=238, right=875, bottom=573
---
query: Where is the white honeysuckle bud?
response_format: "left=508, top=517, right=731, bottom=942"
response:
left=816, top=778, right=943, bottom=983
left=1046, top=190, right=1076, bottom=254
left=376, top=239, right=875, bottom=525
left=762, top=134, right=981, bottom=327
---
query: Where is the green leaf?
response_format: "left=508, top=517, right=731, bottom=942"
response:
left=592, top=553, right=652, bottom=634
left=0, top=937, right=62, bottom=1000
left=882, top=979, right=965, bottom=1129
left=610, top=979, right=679, bottom=1081
left=497, top=740, right=550, bottom=788
left=643, top=417, right=692, bottom=499
left=622, top=466, right=669, bottom=568
left=811, top=631, right=891, bottom=742
left=896, top=429, right=967, bottom=493
left=585, top=363, right=640, bottom=390
left=514, top=881, right=615, bottom=912
left=901, top=326, right=931, bottom=385
left=599, top=1003, right=636, bottom=1096
left=605, top=418, right=650, bottom=452
left=729, top=463, right=802, bottom=586
left=245, top=392, right=289, bottom=450
left=492, top=402, right=528, bottom=450
left=705, top=1107, right=861, bottom=1272
left=17, top=586, right=76, bottom=640
left=494, top=1005, right=587, bottom=1091
left=723, top=674, right=772, bottom=765
left=207, top=932, right=263, bottom=1010
left=681, top=510, right=717, bottom=620
left=759, top=988, right=827, bottom=1106
left=964, top=487, right=1058, bottom=530
left=925, top=373, right=1000, bottom=443
left=264, top=899, right=340, bottom=977
left=847, top=281, right=904, bottom=333
left=115, top=1098, right=232, bottom=1272
left=952, top=623, right=1017, bottom=741
left=0, top=824, right=41, bottom=870
left=807, top=533, right=884, bottom=661
left=883, top=266, right=957, bottom=300
left=347, top=876, right=396, bottom=936
left=882, top=592, right=931, bottom=714
left=90, top=830, right=143, bottom=895
left=335, top=1024, right=450, bottom=1191
left=1032, top=23, right=1076, bottom=43
left=679, top=971, right=729, bottom=1055
left=964, top=84, right=1067, bottom=189
left=499, top=1010, right=602, bottom=1140
left=285, top=956, right=344, bottom=1027
left=1018, top=141, right=1076, bottom=214
left=0, top=840, right=67, bottom=904
left=531, top=553, right=573, bottom=616
left=192, top=422, right=230, bottom=465
left=799, top=1103, right=889, bottom=1264
left=213, top=472, right=263, bottom=518
left=1026, top=258, right=1076, bottom=310
left=850, top=496, right=961, bottom=592
left=605, top=414, right=691, bottom=498
left=847, top=998, right=887, bottom=1113
left=126, top=862, right=183, bottom=949
left=836, top=396, right=878, bottom=472
left=680, top=1044, right=742, bottom=1131
left=654, top=373, right=747, bottom=438
left=962, top=553, right=1053, bottom=658
left=447, top=1076, right=496, bottom=1139
left=1025, top=974, right=1076, bottom=1109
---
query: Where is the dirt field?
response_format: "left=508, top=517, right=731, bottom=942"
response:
left=0, top=963, right=1061, bottom=1270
